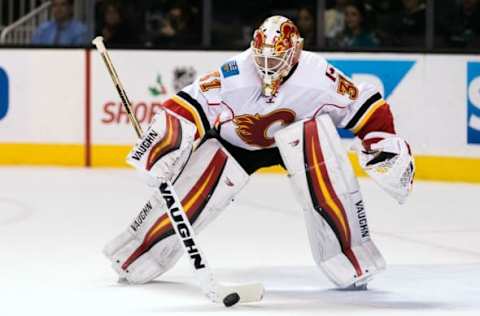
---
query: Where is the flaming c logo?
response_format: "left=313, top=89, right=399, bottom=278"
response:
left=233, top=109, right=296, bottom=147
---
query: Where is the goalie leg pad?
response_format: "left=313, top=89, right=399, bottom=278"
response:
left=275, top=115, right=386, bottom=288
left=104, top=138, right=250, bottom=284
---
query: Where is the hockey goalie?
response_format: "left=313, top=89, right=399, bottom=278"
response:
left=104, top=16, right=415, bottom=290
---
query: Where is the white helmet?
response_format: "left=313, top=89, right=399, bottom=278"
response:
left=251, top=16, right=303, bottom=97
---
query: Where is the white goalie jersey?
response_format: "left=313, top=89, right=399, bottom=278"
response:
left=162, top=49, right=390, bottom=151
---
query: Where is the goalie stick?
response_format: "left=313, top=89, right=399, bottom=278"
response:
left=91, top=36, right=264, bottom=307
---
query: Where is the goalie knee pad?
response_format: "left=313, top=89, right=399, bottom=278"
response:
left=275, top=115, right=386, bottom=288
left=104, top=139, right=249, bottom=284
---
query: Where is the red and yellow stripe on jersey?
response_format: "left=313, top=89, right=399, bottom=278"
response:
left=303, top=119, right=363, bottom=277
left=162, top=91, right=211, bottom=140
left=121, top=149, right=228, bottom=271
left=345, top=93, right=395, bottom=138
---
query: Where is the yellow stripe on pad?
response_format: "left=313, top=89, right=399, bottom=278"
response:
left=310, top=139, right=348, bottom=235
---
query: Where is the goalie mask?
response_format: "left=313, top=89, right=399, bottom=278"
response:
left=251, top=16, right=303, bottom=97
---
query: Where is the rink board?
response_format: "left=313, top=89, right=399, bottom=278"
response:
left=1, top=49, right=480, bottom=182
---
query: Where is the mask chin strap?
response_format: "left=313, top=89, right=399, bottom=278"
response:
left=263, top=76, right=274, bottom=97
left=259, top=52, right=275, bottom=97
left=261, top=61, right=286, bottom=97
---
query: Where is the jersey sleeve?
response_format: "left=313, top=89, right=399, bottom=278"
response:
left=320, top=64, right=396, bottom=138
left=161, top=70, right=224, bottom=140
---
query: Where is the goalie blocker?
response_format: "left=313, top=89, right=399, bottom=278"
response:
left=126, top=108, right=197, bottom=184
left=275, top=115, right=386, bottom=288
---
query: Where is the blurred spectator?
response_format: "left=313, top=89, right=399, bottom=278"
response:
left=366, top=0, right=403, bottom=46
left=297, top=7, right=316, bottom=49
left=441, top=0, right=480, bottom=48
left=31, top=0, right=88, bottom=45
left=434, top=0, right=456, bottom=45
left=391, top=0, right=426, bottom=47
left=145, top=1, right=201, bottom=47
left=333, top=1, right=379, bottom=48
left=212, top=0, right=268, bottom=49
left=211, top=0, right=318, bottom=49
left=325, top=0, right=347, bottom=42
left=96, top=1, right=138, bottom=46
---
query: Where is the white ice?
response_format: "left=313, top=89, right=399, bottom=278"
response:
left=1, top=167, right=479, bottom=315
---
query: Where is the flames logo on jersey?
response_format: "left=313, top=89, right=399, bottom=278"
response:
left=233, top=109, right=296, bottom=147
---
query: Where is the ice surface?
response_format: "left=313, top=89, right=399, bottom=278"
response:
left=1, top=167, right=479, bottom=315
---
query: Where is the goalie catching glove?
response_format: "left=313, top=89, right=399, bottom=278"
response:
left=126, top=109, right=197, bottom=184
left=356, top=132, right=415, bottom=204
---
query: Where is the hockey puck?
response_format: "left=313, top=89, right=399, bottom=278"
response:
left=223, top=293, right=240, bottom=307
